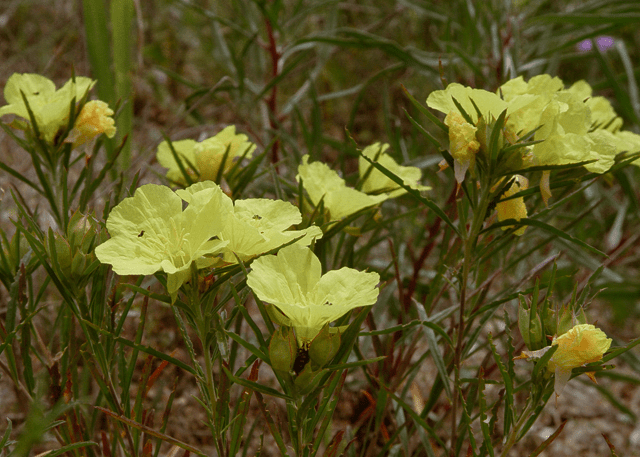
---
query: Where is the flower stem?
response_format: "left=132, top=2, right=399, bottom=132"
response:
left=189, top=264, right=224, bottom=455
left=450, top=179, right=492, bottom=456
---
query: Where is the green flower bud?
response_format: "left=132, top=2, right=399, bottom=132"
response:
left=555, top=305, right=587, bottom=336
left=46, top=211, right=106, bottom=284
left=308, top=324, right=341, bottom=368
left=268, top=326, right=297, bottom=374
left=518, top=295, right=545, bottom=350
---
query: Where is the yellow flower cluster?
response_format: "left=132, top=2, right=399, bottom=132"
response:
left=0, top=73, right=115, bottom=146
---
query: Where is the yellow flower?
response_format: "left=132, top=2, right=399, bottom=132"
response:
left=496, top=175, right=528, bottom=236
left=359, top=142, right=430, bottom=196
left=548, top=324, right=611, bottom=396
left=444, top=112, right=481, bottom=183
left=0, top=73, right=95, bottom=143
left=66, top=100, right=116, bottom=148
left=156, top=126, right=256, bottom=185
left=247, top=244, right=380, bottom=345
left=296, top=155, right=388, bottom=221
left=517, top=323, right=612, bottom=398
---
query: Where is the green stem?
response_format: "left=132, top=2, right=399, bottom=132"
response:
left=189, top=265, right=224, bottom=456
left=450, top=179, right=493, bottom=456
left=499, top=401, right=532, bottom=457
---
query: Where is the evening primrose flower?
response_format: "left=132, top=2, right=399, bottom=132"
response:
left=95, top=183, right=230, bottom=299
left=246, top=244, right=380, bottom=346
left=157, top=126, right=256, bottom=185
left=427, top=83, right=512, bottom=183
left=427, top=83, right=508, bottom=124
left=517, top=323, right=612, bottom=397
left=177, top=181, right=322, bottom=264
left=0, top=73, right=95, bottom=143
left=297, top=155, right=388, bottom=221
left=498, top=75, right=614, bottom=174
left=65, top=100, right=116, bottom=148
left=496, top=175, right=529, bottom=236
left=358, top=142, right=430, bottom=196
left=220, top=199, right=322, bottom=263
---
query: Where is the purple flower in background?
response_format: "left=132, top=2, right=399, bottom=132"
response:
left=576, top=36, right=615, bottom=52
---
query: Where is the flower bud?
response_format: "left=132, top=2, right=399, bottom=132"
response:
left=308, top=324, right=341, bottom=367
left=518, top=295, right=544, bottom=350
left=268, top=326, right=297, bottom=374
left=293, top=363, right=325, bottom=396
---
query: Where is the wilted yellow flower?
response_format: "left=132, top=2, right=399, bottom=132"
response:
left=496, top=175, right=528, bottom=236
left=548, top=324, right=611, bottom=396
left=66, top=100, right=116, bottom=148
left=517, top=323, right=612, bottom=398
left=444, top=112, right=481, bottom=183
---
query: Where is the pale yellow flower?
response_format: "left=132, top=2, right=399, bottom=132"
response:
left=156, top=126, right=256, bottom=185
left=496, top=175, right=528, bottom=236
left=358, top=142, right=430, bottom=197
left=0, top=73, right=95, bottom=143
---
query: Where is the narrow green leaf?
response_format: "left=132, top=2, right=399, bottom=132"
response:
left=401, top=84, right=447, bottom=132
left=424, top=326, right=452, bottom=400
left=221, top=365, right=292, bottom=400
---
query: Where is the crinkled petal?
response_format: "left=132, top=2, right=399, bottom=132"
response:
left=427, top=83, right=507, bottom=123
left=156, top=139, right=198, bottom=184
left=359, top=142, right=429, bottom=196
left=297, top=155, right=388, bottom=221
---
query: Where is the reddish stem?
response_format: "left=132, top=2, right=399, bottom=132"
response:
left=264, top=15, right=281, bottom=169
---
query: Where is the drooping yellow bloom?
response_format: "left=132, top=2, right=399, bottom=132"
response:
left=548, top=324, right=611, bottom=396
left=0, top=73, right=95, bottom=143
left=66, top=100, right=116, bottom=148
left=444, top=112, right=481, bottom=183
left=427, top=84, right=508, bottom=183
left=516, top=323, right=612, bottom=397
left=496, top=175, right=528, bottom=236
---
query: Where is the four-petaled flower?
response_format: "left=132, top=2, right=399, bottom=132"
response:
left=188, top=182, right=324, bottom=263
left=95, top=183, right=229, bottom=299
left=246, top=244, right=380, bottom=345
